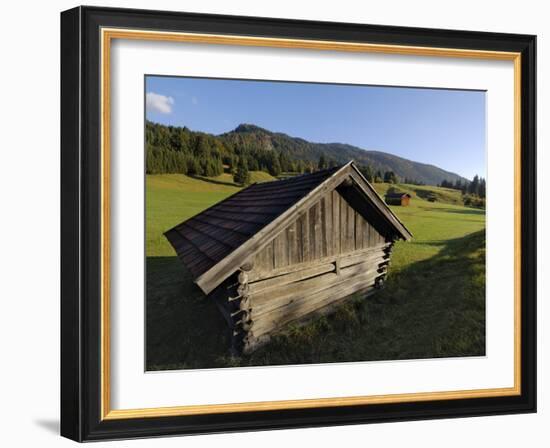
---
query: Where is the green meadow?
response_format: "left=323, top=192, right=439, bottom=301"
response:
left=146, top=174, right=485, bottom=370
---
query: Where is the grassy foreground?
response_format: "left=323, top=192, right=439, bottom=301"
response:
left=146, top=174, right=485, bottom=370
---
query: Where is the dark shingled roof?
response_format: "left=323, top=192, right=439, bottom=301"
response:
left=164, top=166, right=341, bottom=281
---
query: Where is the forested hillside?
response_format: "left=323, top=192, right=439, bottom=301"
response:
left=145, top=121, right=469, bottom=186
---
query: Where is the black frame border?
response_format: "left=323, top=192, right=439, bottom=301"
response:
left=61, top=6, right=536, bottom=442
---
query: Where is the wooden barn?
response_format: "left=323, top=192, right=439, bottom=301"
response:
left=385, top=191, right=412, bottom=206
left=165, top=162, right=412, bottom=354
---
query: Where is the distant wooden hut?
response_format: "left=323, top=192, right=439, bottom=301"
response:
left=385, top=191, right=412, bottom=206
left=165, top=162, right=412, bottom=354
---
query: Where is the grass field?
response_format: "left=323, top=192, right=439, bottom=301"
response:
left=146, top=174, right=485, bottom=370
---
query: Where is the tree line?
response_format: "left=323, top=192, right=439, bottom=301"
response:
left=439, top=175, right=486, bottom=198
left=355, top=164, right=417, bottom=185
left=146, top=121, right=480, bottom=199
left=439, top=175, right=486, bottom=208
left=146, top=121, right=323, bottom=180
left=146, top=120, right=436, bottom=188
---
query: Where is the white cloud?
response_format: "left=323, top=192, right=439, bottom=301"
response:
left=146, top=92, right=174, bottom=114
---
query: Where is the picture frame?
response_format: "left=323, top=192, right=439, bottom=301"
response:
left=60, top=5, right=536, bottom=442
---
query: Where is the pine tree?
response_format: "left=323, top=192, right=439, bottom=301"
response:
left=234, top=157, right=251, bottom=186
left=248, top=157, right=260, bottom=171
left=318, top=154, right=328, bottom=170
left=479, top=177, right=486, bottom=198
left=384, top=171, right=397, bottom=184
left=188, top=157, right=201, bottom=175
left=469, top=175, right=480, bottom=195
left=360, top=165, right=374, bottom=182
left=268, top=153, right=282, bottom=177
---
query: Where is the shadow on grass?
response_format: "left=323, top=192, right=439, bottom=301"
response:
left=190, top=175, right=238, bottom=187
left=369, top=229, right=486, bottom=360
left=146, top=257, right=232, bottom=371
left=412, top=188, right=436, bottom=200
left=146, top=230, right=485, bottom=370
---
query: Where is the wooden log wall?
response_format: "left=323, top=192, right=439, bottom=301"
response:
left=212, top=191, right=395, bottom=354
left=242, top=242, right=393, bottom=353
left=211, top=242, right=393, bottom=355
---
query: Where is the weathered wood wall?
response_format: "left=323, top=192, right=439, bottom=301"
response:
left=252, top=190, right=387, bottom=279
left=213, top=191, right=395, bottom=354
left=243, top=243, right=392, bottom=350
left=212, top=243, right=393, bottom=355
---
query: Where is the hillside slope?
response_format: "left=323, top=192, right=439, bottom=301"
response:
left=222, top=124, right=467, bottom=185
left=147, top=121, right=468, bottom=186
left=372, top=183, right=464, bottom=206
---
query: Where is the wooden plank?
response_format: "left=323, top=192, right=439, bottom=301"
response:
left=280, top=231, right=289, bottom=267
left=273, top=231, right=288, bottom=269
left=339, top=250, right=388, bottom=269
left=252, top=251, right=264, bottom=275
left=255, top=244, right=266, bottom=275
left=355, top=211, right=363, bottom=250
left=308, top=205, right=314, bottom=260
left=251, top=272, right=380, bottom=337
left=288, top=222, right=298, bottom=266
left=367, top=221, right=374, bottom=247
left=265, top=240, right=275, bottom=272
left=332, top=190, right=341, bottom=255
left=248, top=262, right=336, bottom=295
left=324, top=192, right=333, bottom=257
left=252, top=260, right=381, bottom=314
left=295, top=217, right=303, bottom=264
left=301, top=212, right=310, bottom=263
left=250, top=254, right=388, bottom=312
left=340, top=195, right=347, bottom=253
left=347, top=201, right=355, bottom=253
left=320, top=197, right=328, bottom=258
left=376, top=227, right=384, bottom=245
left=370, top=225, right=377, bottom=246
left=339, top=199, right=355, bottom=253
left=362, top=216, right=369, bottom=248
left=247, top=242, right=390, bottom=282
left=310, top=201, right=323, bottom=260
left=254, top=244, right=269, bottom=275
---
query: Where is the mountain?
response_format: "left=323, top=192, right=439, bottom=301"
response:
left=221, top=124, right=468, bottom=185
left=145, top=121, right=468, bottom=185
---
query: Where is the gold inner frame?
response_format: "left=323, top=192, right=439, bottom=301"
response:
left=100, top=28, right=522, bottom=420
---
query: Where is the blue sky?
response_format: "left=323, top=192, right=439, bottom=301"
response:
left=145, top=76, right=486, bottom=180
